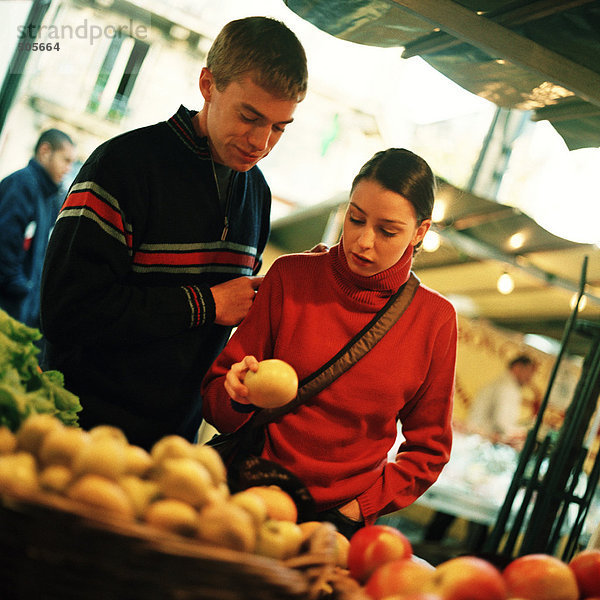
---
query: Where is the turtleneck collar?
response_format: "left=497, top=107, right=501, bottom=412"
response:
left=328, top=238, right=413, bottom=309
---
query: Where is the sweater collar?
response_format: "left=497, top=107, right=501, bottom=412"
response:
left=167, top=105, right=211, bottom=160
left=329, top=238, right=413, bottom=306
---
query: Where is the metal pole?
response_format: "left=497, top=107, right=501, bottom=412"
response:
left=0, top=0, right=52, bottom=137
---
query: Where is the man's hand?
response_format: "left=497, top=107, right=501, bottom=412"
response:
left=306, top=243, right=329, bottom=253
left=210, top=276, right=263, bottom=326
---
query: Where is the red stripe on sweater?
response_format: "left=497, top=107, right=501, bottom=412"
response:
left=133, top=250, right=255, bottom=268
left=186, top=286, right=201, bottom=327
left=63, top=190, right=125, bottom=234
left=169, top=117, right=210, bottom=157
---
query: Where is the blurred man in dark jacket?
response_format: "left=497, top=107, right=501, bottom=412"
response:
left=0, top=129, right=75, bottom=327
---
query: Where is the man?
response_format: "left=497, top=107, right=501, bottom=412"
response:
left=0, top=129, right=75, bottom=328
left=40, top=16, right=308, bottom=449
left=467, top=354, right=537, bottom=447
left=422, top=354, right=537, bottom=549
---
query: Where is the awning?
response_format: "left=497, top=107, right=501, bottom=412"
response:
left=284, top=0, right=600, bottom=150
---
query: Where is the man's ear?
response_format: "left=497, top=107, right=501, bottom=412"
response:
left=36, top=141, right=53, bottom=165
left=199, top=67, right=214, bottom=102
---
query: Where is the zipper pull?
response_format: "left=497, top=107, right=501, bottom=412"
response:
left=221, top=216, right=229, bottom=241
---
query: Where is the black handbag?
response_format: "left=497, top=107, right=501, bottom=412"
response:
left=206, top=272, right=420, bottom=517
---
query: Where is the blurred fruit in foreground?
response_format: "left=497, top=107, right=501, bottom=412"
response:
left=365, top=556, right=435, bottom=599
left=432, top=555, right=507, bottom=600
left=67, top=473, right=135, bottom=519
left=254, top=519, right=303, bottom=559
left=348, top=524, right=412, bottom=584
left=245, top=485, right=298, bottom=522
left=503, top=553, right=578, bottom=600
left=568, top=548, right=600, bottom=598
left=145, top=498, right=199, bottom=537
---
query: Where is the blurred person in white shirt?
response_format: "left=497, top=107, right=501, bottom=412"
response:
left=466, top=354, right=537, bottom=449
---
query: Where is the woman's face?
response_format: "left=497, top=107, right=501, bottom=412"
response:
left=342, top=179, right=431, bottom=277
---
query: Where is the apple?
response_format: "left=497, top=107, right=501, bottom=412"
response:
left=254, top=519, right=304, bottom=559
left=145, top=498, right=199, bottom=537
left=191, top=444, right=227, bottom=485
left=383, top=595, right=442, bottom=600
left=150, top=435, right=194, bottom=463
left=39, top=425, right=90, bottom=468
left=157, top=457, right=213, bottom=507
left=124, top=444, right=153, bottom=477
left=348, top=524, right=412, bottom=583
left=0, top=426, right=17, bottom=455
left=245, top=359, right=298, bottom=408
left=365, top=557, right=435, bottom=600
left=230, top=490, right=269, bottom=528
left=16, top=413, right=62, bottom=456
left=72, top=437, right=127, bottom=480
left=0, top=452, right=39, bottom=496
left=569, top=549, right=600, bottom=598
left=196, top=501, right=256, bottom=553
left=503, top=554, right=578, bottom=600
left=67, top=473, right=135, bottom=519
left=245, top=485, right=298, bottom=522
left=432, top=556, right=507, bottom=600
left=334, top=530, right=351, bottom=568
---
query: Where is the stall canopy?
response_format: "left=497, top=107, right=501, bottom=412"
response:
left=284, top=0, right=600, bottom=150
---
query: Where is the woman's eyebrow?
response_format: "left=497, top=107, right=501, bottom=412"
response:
left=350, top=202, right=407, bottom=225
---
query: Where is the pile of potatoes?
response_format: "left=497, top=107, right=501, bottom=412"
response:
left=0, top=414, right=341, bottom=563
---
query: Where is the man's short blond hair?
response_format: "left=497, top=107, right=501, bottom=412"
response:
left=207, top=16, right=308, bottom=102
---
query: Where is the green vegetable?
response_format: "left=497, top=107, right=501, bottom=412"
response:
left=0, top=309, right=82, bottom=430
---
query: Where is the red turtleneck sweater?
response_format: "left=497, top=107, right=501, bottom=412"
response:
left=201, top=242, right=457, bottom=523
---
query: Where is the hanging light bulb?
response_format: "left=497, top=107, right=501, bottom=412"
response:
left=422, top=230, right=441, bottom=252
left=432, top=202, right=446, bottom=223
left=497, top=272, right=514, bottom=295
left=570, top=293, right=587, bottom=312
left=508, top=231, right=525, bottom=250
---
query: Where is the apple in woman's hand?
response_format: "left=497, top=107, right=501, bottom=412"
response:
left=245, top=359, right=298, bottom=408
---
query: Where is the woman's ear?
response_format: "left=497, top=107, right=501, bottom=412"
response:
left=412, top=219, right=432, bottom=246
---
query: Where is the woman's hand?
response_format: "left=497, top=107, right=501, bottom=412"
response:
left=338, top=498, right=363, bottom=521
left=224, top=355, right=260, bottom=403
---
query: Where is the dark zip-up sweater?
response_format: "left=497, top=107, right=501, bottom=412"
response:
left=0, top=159, right=59, bottom=327
left=40, top=106, right=271, bottom=449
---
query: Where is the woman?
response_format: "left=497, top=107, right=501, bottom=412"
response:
left=201, top=148, right=457, bottom=537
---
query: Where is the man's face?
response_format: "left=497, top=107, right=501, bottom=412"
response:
left=198, top=69, right=298, bottom=172
left=38, top=142, right=76, bottom=185
left=515, top=363, right=536, bottom=386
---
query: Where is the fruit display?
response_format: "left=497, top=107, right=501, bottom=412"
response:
left=0, top=309, right=81, bottom=430
left=0, top=413, right=310, bottom=557
left=347, top=524, right=600, bottom=600
left=0, top=413, right=372, bottom=599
